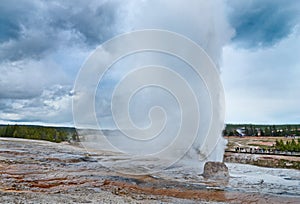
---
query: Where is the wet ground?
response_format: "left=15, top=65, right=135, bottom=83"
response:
left=0, top=138, right=299, bottom=203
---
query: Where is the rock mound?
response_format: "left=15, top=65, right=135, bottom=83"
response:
left=202, top=162, right=229, bottom=181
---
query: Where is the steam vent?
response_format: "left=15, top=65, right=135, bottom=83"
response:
left=202, top=162, right=229, bottom=181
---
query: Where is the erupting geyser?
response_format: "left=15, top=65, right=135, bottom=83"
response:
left=73, top=0, right=233, bottom=175
left=74, top=30, right=226, bottom=175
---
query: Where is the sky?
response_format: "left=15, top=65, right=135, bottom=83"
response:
left=0, top=0, right=299, bottom=126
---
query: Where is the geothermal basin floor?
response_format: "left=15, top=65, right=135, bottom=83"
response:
left=0, top=138, right=299, bottom=203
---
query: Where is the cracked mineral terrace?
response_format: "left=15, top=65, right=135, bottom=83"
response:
left=0, top=138, right=299, bottom=203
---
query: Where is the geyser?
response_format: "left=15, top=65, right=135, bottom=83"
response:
left=73, top=0, right=234, bottom=174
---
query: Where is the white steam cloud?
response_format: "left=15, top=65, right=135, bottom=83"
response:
left=75, top=0, right=234, bottom=173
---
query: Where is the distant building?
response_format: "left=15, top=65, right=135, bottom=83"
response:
left=236, top=128, right=246, bottom=136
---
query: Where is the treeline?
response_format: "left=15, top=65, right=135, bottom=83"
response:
left=274, top=139, right=300, bottom=152
left=0, top=124, right=78, bottom=143
left=224, top=124, right=300, bottom=137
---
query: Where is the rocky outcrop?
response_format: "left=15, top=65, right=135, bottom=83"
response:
left=202, top=162, right=229, bottom=181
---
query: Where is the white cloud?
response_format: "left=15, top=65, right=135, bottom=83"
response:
left=221, top=28, right=300, bottom=124
left=0, top=84, right=73, bottom=124
left=122, top=0, right=234, bottom=67
left=0, top=58, right=72, bottom=98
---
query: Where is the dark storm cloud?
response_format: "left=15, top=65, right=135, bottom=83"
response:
left=0, top=0, right=54, bottom=60
left=0, top=0, right=33, bottom=43
left=0, top=28, right=61, bottom=61
left=45, top=0, right=121, bottom=45
left=228, top=0, right=300, bottom=48
left=0, top=0, right=123, bottom=102
left=61, top=1, right=119, bottom=45
left=0, top=0, right=121, bottom=61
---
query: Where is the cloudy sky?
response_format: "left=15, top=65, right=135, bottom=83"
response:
left=0, top=0, right=299, bottom=126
